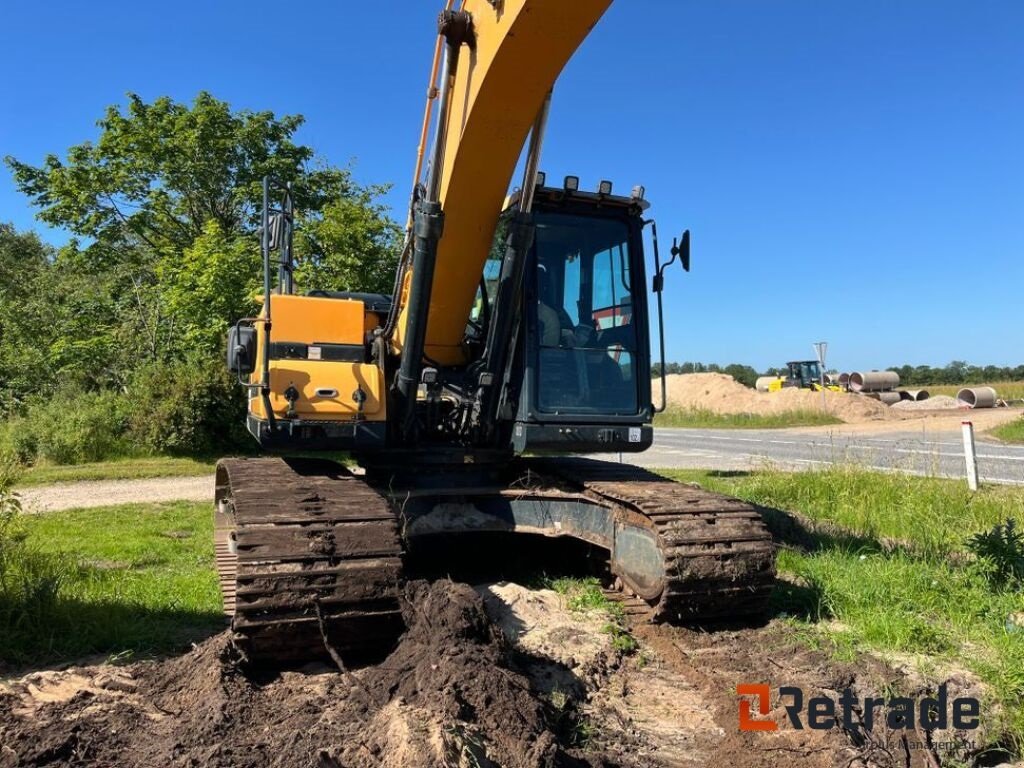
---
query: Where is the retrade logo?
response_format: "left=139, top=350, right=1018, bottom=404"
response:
left=737, top=683, right=980, bottom=733
left=737, top=684, right=777, bottom=731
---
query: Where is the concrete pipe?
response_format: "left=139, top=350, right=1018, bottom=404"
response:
left=956, top=387, right=997, bottom=409
left=877, top=391, right=902, bottom=406
left=898, top=390, right=914, bottom=401
left=849, top=370, right=900, bottom=392
left=838, top=372, right=851, bottom=389
left=755, top=376, right=777, bottom=393
left=909, top=389, right=930, bottom=402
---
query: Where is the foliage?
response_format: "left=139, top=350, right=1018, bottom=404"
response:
left=25, top=389, right=131, bottom=465
left=968, top=519, right=1024, bottom=587
left=5, top=92, right=350, bottom=263
left=1, top=92, right=401, bottom=463
left=125, top=359, right=249, bottom=456
left=295, top=186, right=402, bottom=295
left=652, top=361, right=760, bottom=387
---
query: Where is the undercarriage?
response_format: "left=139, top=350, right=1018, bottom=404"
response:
left=214, top=456, right=776, bottom=664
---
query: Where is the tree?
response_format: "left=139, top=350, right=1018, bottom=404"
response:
left=5, top=92, right=353, bottom=264
left=2, top=93, right=402, bottom=438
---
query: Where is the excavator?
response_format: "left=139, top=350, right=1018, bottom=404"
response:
left=215, top=0, right=777, bottom=663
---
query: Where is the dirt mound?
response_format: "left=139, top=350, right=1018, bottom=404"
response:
left=0, top=582, right=573, bottom=768
left=891, top=395, right=961, bottom=411
left=665, top=373, right=896, bottom=423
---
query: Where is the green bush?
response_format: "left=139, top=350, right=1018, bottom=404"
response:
left=34, top=389, right=130, bottom=464
left=2, top=390, right=131, bottom=466
left=968, top=519, right=1024, bottom=587
left=0, top=457, right=69, bottom=649
left=0, top=418, right=38, bottom=465
left=125, top=358, right=248, bottom=456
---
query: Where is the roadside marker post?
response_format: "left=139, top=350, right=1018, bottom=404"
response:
left=961, top=421, right=980, bottom=491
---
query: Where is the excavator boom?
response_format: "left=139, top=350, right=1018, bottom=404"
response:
left=393, top=0, right=613, bottom=365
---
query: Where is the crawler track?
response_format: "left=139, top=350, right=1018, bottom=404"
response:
left=213, top=456, right=775, bottom=663
left=537, top=459, right=776, bottom=624
left=215, top=458, right=405, bottom=664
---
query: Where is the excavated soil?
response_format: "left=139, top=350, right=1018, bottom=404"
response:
left=665, top=373, right=897, bottom=423
left=0, top=580, right=994, bottom=767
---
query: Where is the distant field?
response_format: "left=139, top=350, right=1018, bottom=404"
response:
left=925, top=381, right=1024, bottom=400
left=655, top=407, right=842, bottom=429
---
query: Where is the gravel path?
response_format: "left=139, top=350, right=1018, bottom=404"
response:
left=18, top=475, right=215, bottom=513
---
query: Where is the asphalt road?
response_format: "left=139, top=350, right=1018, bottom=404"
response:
left=605, top=428, right=1024, bottom=486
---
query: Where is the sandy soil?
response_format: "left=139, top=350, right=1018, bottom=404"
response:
left=0, top=580, right=995, bottom=767
left=665, top=373, right=1023, bottom=429
left=18, top=475, right=214, bottom=513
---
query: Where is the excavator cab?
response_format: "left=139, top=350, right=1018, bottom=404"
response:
left=506, top=185, right=654, bottom=452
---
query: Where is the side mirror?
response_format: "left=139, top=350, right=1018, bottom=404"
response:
left=267, top=212, right=286, bottom=251
left=671, top=230, right=691, bottom=273
left=227, top=325, right=257, bottom=376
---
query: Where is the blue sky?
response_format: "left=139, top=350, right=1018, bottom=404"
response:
left=2, top=1, right=1021, bottom=371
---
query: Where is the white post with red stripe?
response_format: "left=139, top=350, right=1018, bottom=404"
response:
left=962, top=420, right=980, bottom=491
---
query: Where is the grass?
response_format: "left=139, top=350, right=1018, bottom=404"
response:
left=661, top=466, right=1024, bottom=754
left=655, top=406, right=841, bottom=429
left=926, top=382, right=1024, bottom=401
left=1, top=500, right=222, bottom=667
left=14, top=456, right=217, bottom=487
left=992, top=416, right=1024, bottom=444
left=12, top=451, right=352, bottom=487
left=544, top=575, right=638, bottom=653
left=664, top=466, right=1024, bottom=558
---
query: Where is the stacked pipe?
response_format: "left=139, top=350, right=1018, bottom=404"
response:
left=898, top=390, right=931, bottom=402
left=849, top=371, right=900, bottom=392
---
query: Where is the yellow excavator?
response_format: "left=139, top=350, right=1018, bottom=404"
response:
left=215, top=0, right=776, bottom=663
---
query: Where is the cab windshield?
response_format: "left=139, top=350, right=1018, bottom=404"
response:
left=532, top=213, right=639, bottom=415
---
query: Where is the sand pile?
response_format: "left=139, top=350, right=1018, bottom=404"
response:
left=891, top=395, right=961, bottom=411
left=664, top=373, right=896, bottom=423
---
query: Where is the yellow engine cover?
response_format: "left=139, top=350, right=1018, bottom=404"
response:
left=249, top=294, right=387, bottom=423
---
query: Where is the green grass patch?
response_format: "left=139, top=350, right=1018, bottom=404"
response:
left=15, top=456, right=217, bottom=487
left=655, top=407, right=841, bottom=429
left=992, top=416, right=1024, bottom=445
left=543, top=575, right=637, bottom=652
left=1, top=500, right=222, bottom=667
left=661, top=466, right=1024, bottom=753
left=662, top=466, right=1024, bottom=558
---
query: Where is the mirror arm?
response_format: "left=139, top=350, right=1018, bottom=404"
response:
left=644, top=219, right=669, bottom=414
